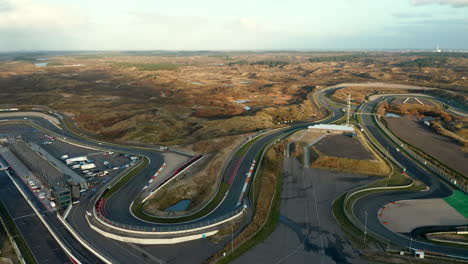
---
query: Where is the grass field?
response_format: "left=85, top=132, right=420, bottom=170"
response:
left=132, top=182, right=231, bottom=223
left=444, top=190, right=468, bottom=218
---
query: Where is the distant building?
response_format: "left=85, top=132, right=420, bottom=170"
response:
left=52, top=186, right=71, bottom=210
left=307, top=124, right=355, bottom=134
left=0, top=134, right=9, bottom=144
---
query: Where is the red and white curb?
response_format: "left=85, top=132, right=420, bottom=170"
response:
left=237, top=160, right=256, bottom=206
left=142, top=163, right=166, bottom=190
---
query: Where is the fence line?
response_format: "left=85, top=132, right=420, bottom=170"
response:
left=373, top=105, right=468, bottom=193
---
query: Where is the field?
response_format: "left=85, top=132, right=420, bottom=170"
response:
left=0, top=51, right=467, bottom=146
left=310, top=132, right=390, bottom=176
left=314, top=134, right=374, bottom=160
left=383, top=100, right=468, bottom=146
left=385, top=117, right=467, bottom=176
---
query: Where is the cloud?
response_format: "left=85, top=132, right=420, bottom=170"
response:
left=0, top=1, right=12, bottom=12
left=411, top=0, right=468, bottom=7
left=0, top=0, right=90, bottom=50
left=392, top=12, right=432, bottom=18
left=0, top=0, right=86, bottom=30
left=131, top=11, right=209, bottom=28
left=239, top=17, right=262, bottom=31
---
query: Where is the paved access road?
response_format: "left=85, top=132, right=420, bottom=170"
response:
left=235, top=157, right=376, bottom=264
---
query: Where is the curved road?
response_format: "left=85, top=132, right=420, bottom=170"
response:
left=354, top=95, right=468, bottom=259
left=0, top=83, right=466, bottom=262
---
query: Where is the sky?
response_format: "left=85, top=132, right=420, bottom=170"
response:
left=0, top=0, right=467, bottom=51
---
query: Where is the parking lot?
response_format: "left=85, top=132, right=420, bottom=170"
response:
left=0, top=123, right=139, bottom=192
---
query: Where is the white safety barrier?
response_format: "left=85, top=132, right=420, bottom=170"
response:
left=0, top=161, right=83, bottom=264
left=141, top=157, right=204, bottom=203
left=56, top=214, right=113, bottom=264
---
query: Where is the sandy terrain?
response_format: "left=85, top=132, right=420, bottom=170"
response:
left=379, top=199, right=468, bottom=233
left=1, top=52, right=466, bottom=146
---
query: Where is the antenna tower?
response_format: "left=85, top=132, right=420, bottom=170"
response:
left=346, top=94, right=351, bottom=126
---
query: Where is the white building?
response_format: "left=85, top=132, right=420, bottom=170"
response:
left=307, top=124, right=355, bottom=134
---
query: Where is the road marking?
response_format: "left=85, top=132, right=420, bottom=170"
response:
left=228, top=156, right=244, bottom=185
left=414, top=97, right=424, bottom=105
left=142, top=163, right=166, bottom=190
left=13, top=213, right=37, bottom=220
left=237, top=160, right=256, bottom=206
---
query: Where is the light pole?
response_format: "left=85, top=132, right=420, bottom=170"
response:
left=231, top=224, right=234, bottom=255
left=363, top=211, right=368, bottom=244
left=409, top=237, right=413, bottom=256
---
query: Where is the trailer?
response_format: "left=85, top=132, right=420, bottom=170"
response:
left=81, top=163, right=96, bottom=170
left=66, top=156, right=88, bottom=164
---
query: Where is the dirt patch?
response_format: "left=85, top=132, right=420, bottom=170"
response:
left=379, top=199, right=468, bottom=233
left=314, top=134, right=374, bottom=160
left=385, top=117, right=468, bottom=176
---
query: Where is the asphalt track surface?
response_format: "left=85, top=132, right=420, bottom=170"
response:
left=0, top=88, right=342, bottom=229
left=0, top=163, right=102, bottom=263
left=0, top=84, right=466, bottom=262
left=354, top=96, right=468, bottom=259
left=102, top=88, right=342, bottom=229
left=0, top=90, right=341, bottom=263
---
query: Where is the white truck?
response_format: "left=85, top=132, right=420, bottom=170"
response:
left=81, top=163, right=96, bottom=170
left=60, top=155, right=69, bottom=160
left=71, top=164, right=81, bottom=170
left=66, top=156, right=88, bottom=165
